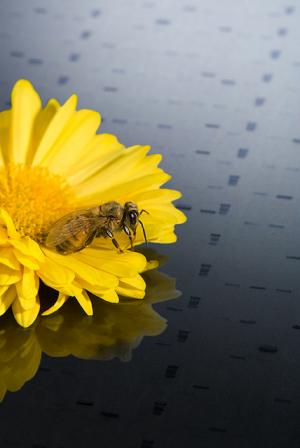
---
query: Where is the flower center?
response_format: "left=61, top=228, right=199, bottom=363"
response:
left=0, top=164, right=76, bottom=242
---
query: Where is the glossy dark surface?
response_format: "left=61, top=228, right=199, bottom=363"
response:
left=0, top=1, right=300, bottom=447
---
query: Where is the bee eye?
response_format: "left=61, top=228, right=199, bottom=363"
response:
left=129, top=211, right=137, bottom=224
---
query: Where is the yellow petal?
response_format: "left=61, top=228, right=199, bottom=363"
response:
left=77, top=171, right=171, bottom=206
left=10, top=237, right=45, bottom=262
left=45, top=250, right=118, bottom=289
left=44, top=110, right=101, bottom=174
left=12, top=295, right=40, bottom=328
left=9, top=79, right=42, bottom=164
left=0, top=208, right=20, bottom=238
left=75, top=289, right=93, bottom=315
left=32, top=94, right=77, bottom=165
left=131, top=154, right=163, bottom=179
left=16, top=268, right=39, bottom=310
left=26, top=98, right=60, bottom=164
left=38, top=254, right=75, bottom=287
left=77, top=281, right=112, bottom=297
left=120, top=274, right=146, bottom=290
left=0, top=285, right=16, bottom=315
left=0, top=110, right=11, bottom=163
left=135, top=223, right=178, bottom=244
left=0, top=265, right=21, bottom=285
left=13, top=249, right=40, bottom=270
left=59, top=283, right=85, bottom=297
left=75, top=145, right=151, bottom=198
left=116, top=285, right=145, bottom=299
left=142, top=204, right=187, bottom=225
left=116, top=274, right=146, bottom=299
left=100, top=290, right=119, bottom=303
left=76, top=249, right=147, bottom=278
left=0, top=285, right=9, bottom=296
left=0, top=248, right=20, bottom=270
left=42, top=292, right=69, bottom=316
left=133, top=188, right=182, bottom=204
left=66, top=134, right=124, bottom=184
left=0, top=142, right=4, bottom=168
left=149, top=228, right=178, bottom=244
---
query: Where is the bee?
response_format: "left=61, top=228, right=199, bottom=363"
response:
left=45, top=201, right=148, bottom=255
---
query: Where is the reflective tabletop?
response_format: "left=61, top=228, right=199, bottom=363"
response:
left=0, top=0, right=300, bottom=447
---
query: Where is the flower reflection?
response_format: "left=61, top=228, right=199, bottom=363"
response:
left=0, top=321, right=41, bottom=401
left=0, top=258, right=179, bottom=401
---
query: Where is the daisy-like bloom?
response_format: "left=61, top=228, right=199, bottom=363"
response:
left=0, top=266, right=179, bottom=401
left=0, top=80, right=186, bottom=327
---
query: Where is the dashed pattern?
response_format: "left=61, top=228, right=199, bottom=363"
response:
left=0, top=0, right=300, bottom=447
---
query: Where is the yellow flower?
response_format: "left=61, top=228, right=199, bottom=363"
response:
left=0, top=80, right=186, bottom=327
left=0, top=266, right=179, bottom=401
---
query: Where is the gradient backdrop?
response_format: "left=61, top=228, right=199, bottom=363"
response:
left=0, top=0, right=300, bottom=447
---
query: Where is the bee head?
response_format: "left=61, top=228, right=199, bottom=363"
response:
left=124, top=202, right=139, bottom=230
left=124, top=202, right=148, bottom=246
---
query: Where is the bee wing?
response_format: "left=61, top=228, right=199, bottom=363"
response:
left=45, top=210, right=103, bottom=248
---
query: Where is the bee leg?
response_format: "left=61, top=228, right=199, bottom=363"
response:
left=132, top=228, right=137, bottom=245
left=139, top=209, right=149, bottom=216
left=106, top=230, right=123, bottom=253
left=128, top=234, right=134, bottom=250
left=84, top=229, right=98, bottom=247
left=123, top=224, right=134, bottom=250
left=138, top=219, right=148, bottom=247
left=112, top=238, right=123, bottom=253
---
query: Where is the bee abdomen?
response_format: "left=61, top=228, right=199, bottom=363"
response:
left=55, top=241, right=77, bottom=254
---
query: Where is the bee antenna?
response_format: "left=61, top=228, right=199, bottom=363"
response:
left=139, top=219, right=148, bottom=247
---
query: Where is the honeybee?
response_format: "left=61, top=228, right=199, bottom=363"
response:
left=45, top=201, right=148, bottom=255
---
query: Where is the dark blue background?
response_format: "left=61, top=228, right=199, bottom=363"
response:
left=0, top=0, right=300, bottom=447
